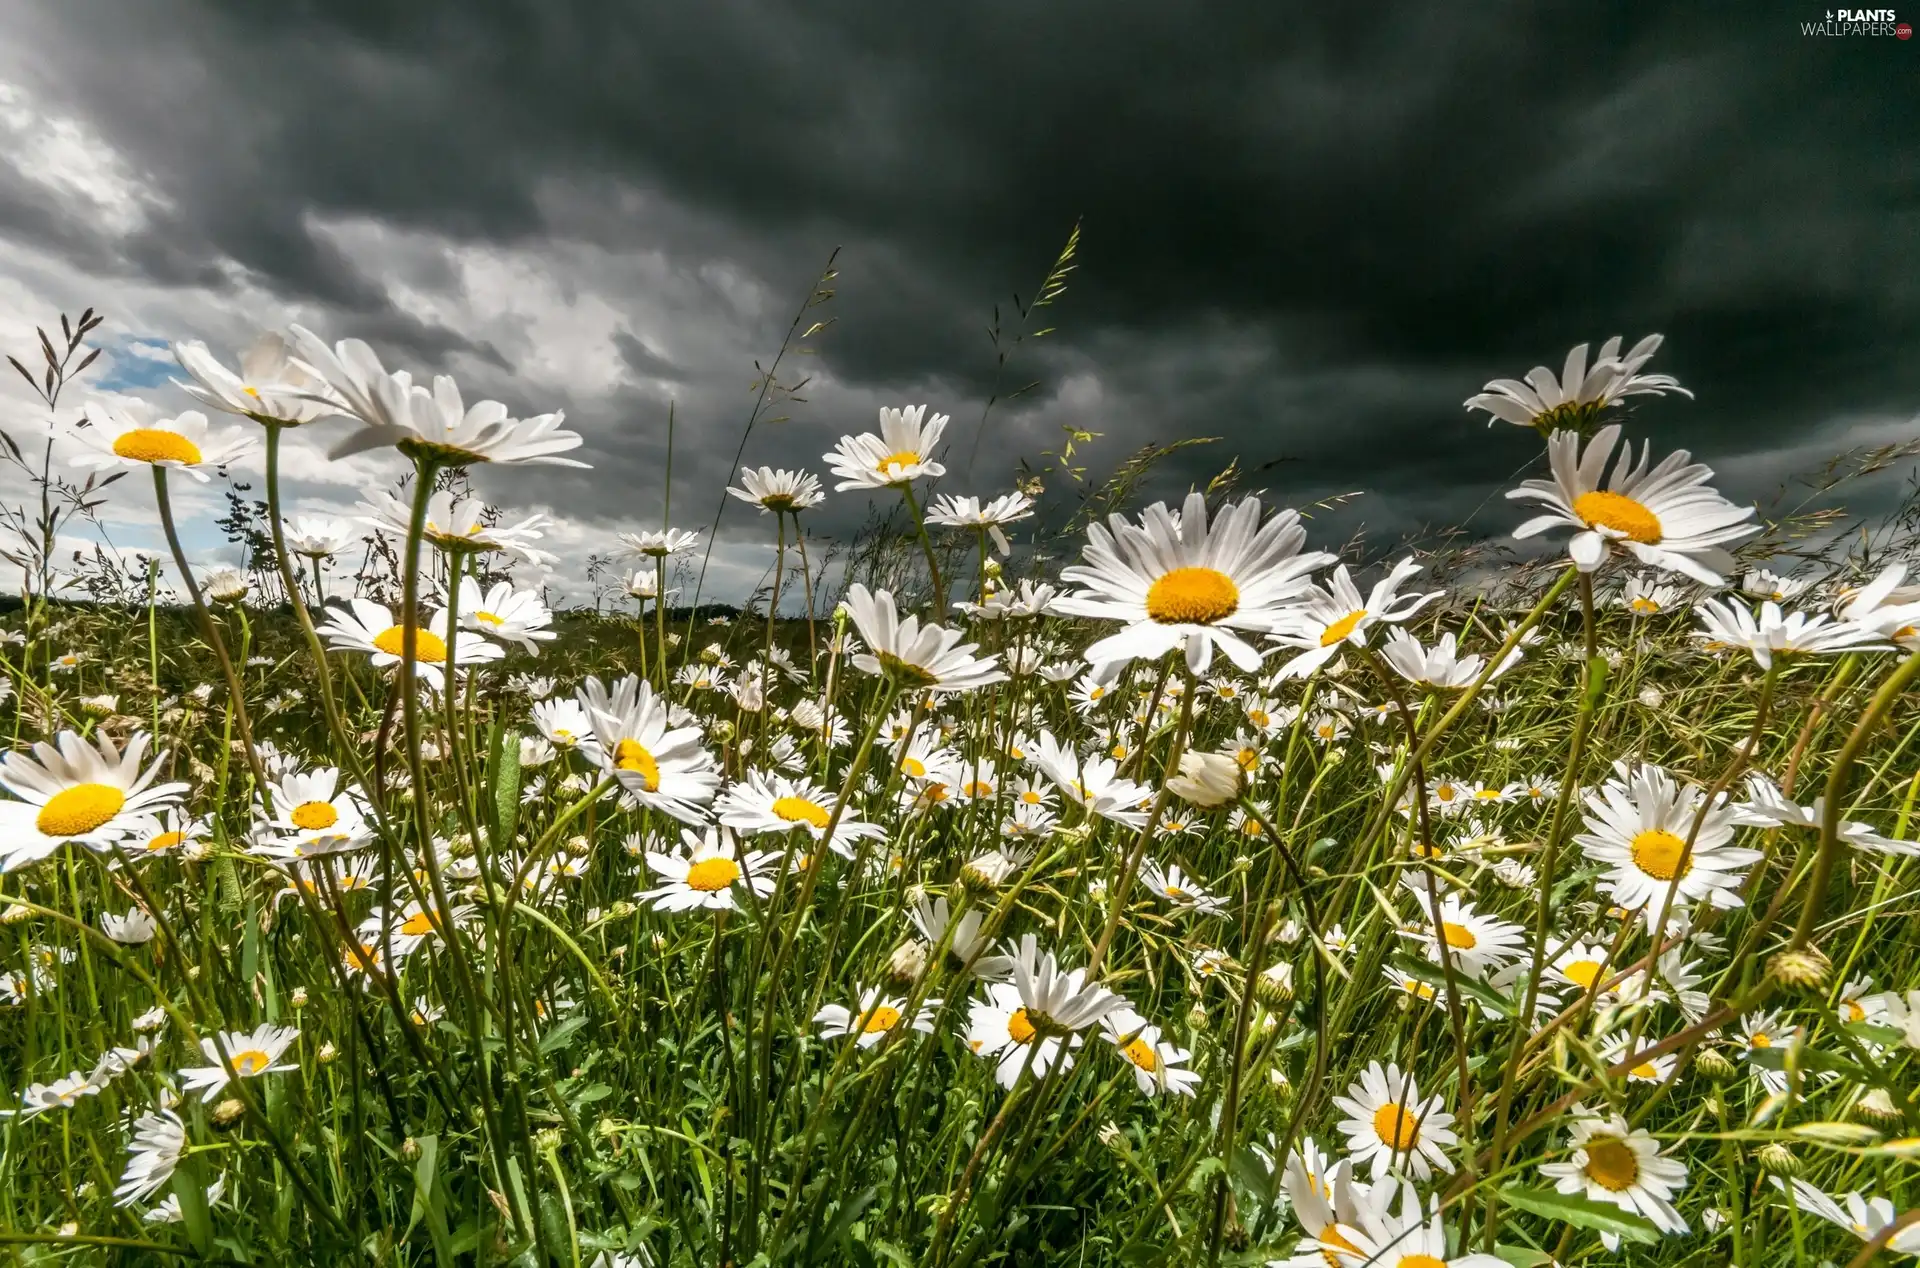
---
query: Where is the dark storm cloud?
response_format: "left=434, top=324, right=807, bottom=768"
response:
left=8, top=0, right=1920, bottom=578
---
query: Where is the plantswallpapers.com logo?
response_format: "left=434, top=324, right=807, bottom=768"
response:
left=1802, top=7, right=1913, bottom=35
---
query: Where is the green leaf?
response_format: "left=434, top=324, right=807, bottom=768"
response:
left=171, top=1155, right=215, bottom=1258
left=486, top=724, right=523, bottom=853
left=1789, top=1120, right=1883, bottom=1146
left=1496, top=1185, right=1660, bottom=1245
left=538, top=1014, right=591, bottom=1055
left=1745, top=1044, right=1870, bottom=1083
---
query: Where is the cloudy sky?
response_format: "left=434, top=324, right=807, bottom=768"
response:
left=1, top=2, right=1916, bottom=604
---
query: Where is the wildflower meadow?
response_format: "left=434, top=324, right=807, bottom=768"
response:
left=3, top=307, right=1920, bottom=1268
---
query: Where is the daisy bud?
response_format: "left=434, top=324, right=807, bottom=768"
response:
left=203, top=567, right=250, bottom=604
left=1, top=904, right=29, bottom=924
left=711, top=719, right=736, bottom=744
left=1097, top=1120, right=1126, bottom=1151
left=1852, top=1087, right=1902, bottom=1125
left=211, top=1098, right=247, bottom=1131
left=886, top=939, right=929, bottom=985
left=317, top=1042, right=338, bottom=1065
left=1637, top=685, right=1665, bottom=709
left=80, top=694, right=117, bottom=717
left=1254, top=961, right=1295, bottom=1007
left=1223, top=1218, right=1251, bottom=1253
left=1186, top=1003, right=1208, bottom=1028
left=533, top=1128, right=564, bottom=1156
left=1756, top=1142, right=1800, bottom=1177
left=290, top=987, right=309, bottom=1009
left=1165, top=750, right=1243, bottom=808
left=609, top=900, right=634, bottom=920
left=1767, top=946, right=1831, bottom=992
left=1692, top=1047, right=1738, bottom=1083
left=57, top=1222, right=78, bottom=1238
left=399, top=1137, right=422, bottom=1163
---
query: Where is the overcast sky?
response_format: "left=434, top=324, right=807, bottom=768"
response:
left=1, top=2, right=1916, bottom=603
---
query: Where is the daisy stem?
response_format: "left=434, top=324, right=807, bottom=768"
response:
left=1794, top=648, right=1920, bottom=950
left=262, top=422, right=352, bottom=778
left=150, top=466, right=269, bottom=796
left=898, top=481, right=947, bottom=615
left=794, top=511, right=818, bottom=667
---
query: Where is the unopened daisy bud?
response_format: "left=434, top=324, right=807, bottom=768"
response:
left=80, top=693, right=117, bottom=717
left=1756, top=1142, right=1800, bottom=1177
left=1768, top=945, right=1831, bottom=992
left=1097, top=1120, right=1126, bottom=1151
left=211, top=1098, right=247, bottom=1130
left=711, top=719, right=736, bottom=744
left=1165, top=750, right=1243, bottom=808
left=1693, top=1047, right=1738, bottom=1083
left=609, top=900, right=635, bottom=920
left=1186, top=1002, right=1208, bottom=1028
left=960, top=851, right=1018, bottom=898
left=1637, top=685, right=1664, bottom=709
left=651, top=932, right=668, bottom=951
left=1, top=903, right=29, bottom=924
left=400, top=1137, right=422, bottom=1163
left=1229, top=853, right=1252, bottom=873
left=886, top=938, right=929, bottom=985
left=202, top=567, right=250, bottom=604
left=1223, top=1218, right=1251, bottom=1253
left=317, top=1041, right=339, bottom=1065
left=289, top=986, right=309, bottom=1009
left=534, top=1128, right=564, bottom=1156
left=1853, top=1087, right=1902, bottom=1125
left=1255, top=961, right=1295, bottom=1007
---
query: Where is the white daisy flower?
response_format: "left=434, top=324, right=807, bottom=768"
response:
left=317, top=598, right=504, bottom=672
left=1378, top=629, right=1521, bottom=690
left=579, top=675, right=721, bottom=824
left=1315, top=1178, right=1509, bottom=1267
left=291, top=327, right=585, bottom=467
left=911, top=895, right=993, bottom=974
left=179, top=1023, right=300, bottom=1101
left=714, top=770, right=883, bottom=857
left=100, top=908, right=157, bottom=945
left=1465, top=334, right=1688, bottom=430
left=1332, top=1060, right=1457, bottom=1180
left=1056, top=492, right=1334, bottom=675
left=1575, top=762, right=1761, bottom=913
left=842, top=585, right=1006, bottom=693
left=1101, top=1008, right=1200, bottom=1097
left=68, top=404, right=255, bottom=482
left=1770, top=1177, right=1920, bottom=1252
left=0, top=731, right=187, bottom=873
left=1276, top=1138, right=1373, bottom=1268
left=728, top=466, right=825, bottom=513
left=639, top=826, right=777, bottom=913
left=1621, top=571, right=1686, bottom=616
left=1742, top=567, right=1814, bottom=603
left=1507, top=424, right=1759, bottom=584
left=455, top=577, right=556, bottom=653
left=172, top=332, right=334, bottom=426
left=358, top=490, right=557, bottom=568
left=1138, top=860, right=1225, bottom=915
left=1405, top=893, right=1525, bottom=979
left=1028, top=731, right=1153, bottom=828
left=965, top=980, right=1082, bottom=1089
left=1270, top=558, right=1440, bottom=680
left=814, top=986, right=938, bottom=1048
left=283, top=517, right=355, bottom=560
left=825, top=404, right=949, bottom=490
left=925, top=491, right=1035, bottom=555
left=532, top=698, right=597, bottom=756
left=953, top=578, right=1063, bottom=620
left=261, top=766, right=371, bottom=853
left=115, top=1109, right=187, bottom=1206
left=1731, top=773, right=1916, bottom=856
left=1539, top=1114, right=1689, bottom=1245
left=1839, top=561, right=1920, bottom=648
left=619, top=527, right=701, bottom=559
left=1691, top=597, right=1888, bottom=669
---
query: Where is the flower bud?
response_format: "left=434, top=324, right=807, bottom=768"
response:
left=290, top=987, right=309, bottom=1009
left=211, top=1098, right=247, bottom=1131
left=1852, top=1087, right=1901, bottom=1125
left=1768, top=946, right=1831, bottom=992
left=1693, top=1047, right=1738, bottom=1083
left=886, top=938, right=929, bottom=985
left=1165, top=751, right=1244, bottom=808
left=1254, top=961, right=1295, bottom=1007
left=401, top=1137, right=422, bottom=1162
left=1756, top=1142, right=1800, bottom=1177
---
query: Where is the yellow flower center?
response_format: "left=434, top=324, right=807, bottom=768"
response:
left=862, top=1005, right=902, bottom=1034
left=1020, top=789, right=1042, bottom=804
left=1236, top=748, right=1258, bottom=771
left=473, top=610, right=505, bottom=626
left=772, top=796, right=831, bottom=829
left=231, top=1048, right=273, bottom=1076
left=1088, top=686, right=1105, bottom=700
left=146, top=830, right=185, bottom=852
left=1630, top=596, right=1661, bottom=613
left=1110, top=743, right=1128, bottom=759
left=1630, top=1061, right=1660, bottom=1080
left=875, top=449, right=922, bottom=475
left=875, top=651, right=940, bottom=686
left=1846, top=1000, right=1867, bottom=1023
left=1247, top=709, right=1271, bottom=728
left=371, top=626, right=448, bottom=664
left=1320, top=610, right=1366, bottom=646
left=1007, top=1008, right=1037, bottom=1044
left=399, top=912, right=437, bottom=937
left=961, top=781, right=992, bottom=797
left=290, top=800, right=338, bottom=831
left=902, top=757, right=928, bottom=778
left=1572, top=490, right=1663, bottom=544
left=1441, top=921, right=1478, bottom=949
left=1583, top=1136, right=1641, bottom=1192
left=614, top=739, right=661, bottom=792
left=1629, top=828, right=1691, bottom=881
left=1320, top=1227, right=1362, bottom=1259
left=1122, top=1037, right=1159, bottom=1071
left=1372, top=1102, right=1420, bottom=1151
left=1435, top=784, right=1458, bottom=802
left=1751, top=1032, right=1771, bottom=1048
left=1562, top=960, right=1603, bottom=990
left=1473, top=788, right=1502, bottom=800
left=35, top=783, right=126, bottom=837
left=112, top=428, right=204, bottom=465
left=1145, top=567, right=1240, bottom=625
left=686, top=857, right=741, bottom=892
left=1395, top=1257, right=1447, bottom=1268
